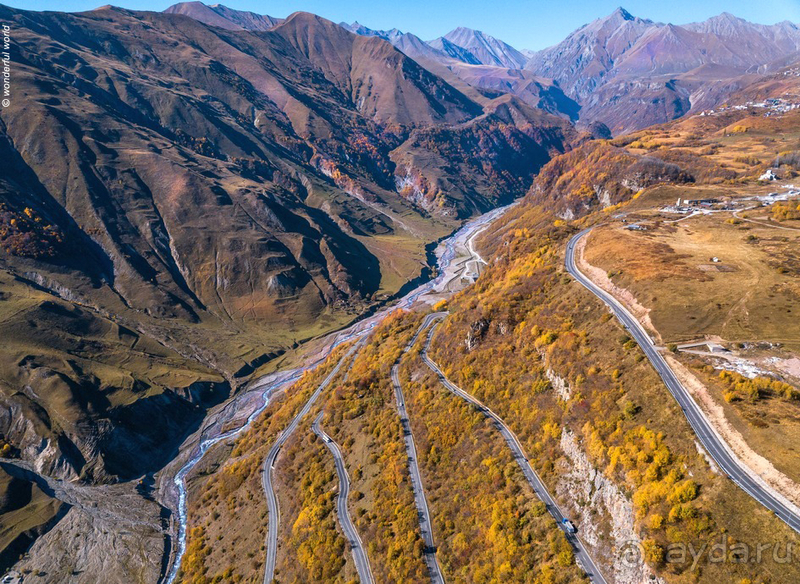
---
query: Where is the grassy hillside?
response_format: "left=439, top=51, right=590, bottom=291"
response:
left=178, top=306, right=595, bottom=582
left=0, top=5, right=574, bottom=514
left=177, top=313, right=429, bottom=583
left=428, top=202, right=800, bottom=582
left=583, top=215, right=800, bottom=346
left=399, top=336, right=587, bottom=582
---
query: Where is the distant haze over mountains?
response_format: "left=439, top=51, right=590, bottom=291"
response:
left=165, top=2, right=800, bottom=133
left=430, top=27, right=529, bottom=69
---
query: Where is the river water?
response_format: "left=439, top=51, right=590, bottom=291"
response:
left=163, top=202, right=513, bottom=583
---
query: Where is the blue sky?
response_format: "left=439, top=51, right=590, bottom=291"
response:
left=7, top=0, right=800, bottom=49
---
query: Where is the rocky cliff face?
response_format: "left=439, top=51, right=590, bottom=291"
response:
left=525, top=140, right=692, bottom=219
left=526, top=8, right=658, bottom=102
left=558, top=428, right=664, bottom=584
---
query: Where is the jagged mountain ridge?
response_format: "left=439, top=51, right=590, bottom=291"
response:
left=344, top=6, right=800, bottom=133
left=164, top=1, right=283, bottom=30
left=176, top=3, right=800, bottom=132
left=525, top=8, right=800, bottom=132
left=182, top=7, right=571, bottom=119
left=164, top=2, right=800, bottom=133
left=431, top=26, right=529, bottom=69
left=338, top=20, right=579, bottom=120
left=524, top=8, right=656, bottom=100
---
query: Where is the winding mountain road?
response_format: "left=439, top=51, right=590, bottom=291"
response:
left=262, top=344, right=360, bottom=584
left=390, top=314, right=446, bottom=584
left=420, top=320, right=608, bottom=584
left=161, top=204, right=517, bottom=583
left=566, top=228, right=800, bottom=534
left=311, top=412, right=375, bottom=584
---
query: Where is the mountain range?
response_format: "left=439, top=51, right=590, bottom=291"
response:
left=3, top=2, right=800, bottom=578
left=0, top=1, right=573, bottom=488
left=164, top=1, right=283, bottom=30
left=168, top=2, right=800, bottom=133
left=526, top=8, right=800, bottom=132
left=2, top=0, right=799, bottom=487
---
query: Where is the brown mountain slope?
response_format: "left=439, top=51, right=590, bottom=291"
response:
left=429, top=26, right=528, bottom=69
left=334, top=19, right=580, bottom=121
left=0, top=4, right=572, bottom=489
left=392, top=95, right=573, bottom=216
left=526, top=8, right=800, bottom=134
left=164, top=1, right=283, bottom=30
left=412, top=58, right=581, bottom=121
left=272, top=11, right=481, bottom=127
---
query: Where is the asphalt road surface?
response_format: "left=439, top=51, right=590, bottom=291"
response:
left=391, top=314, right=447, bottom=584
left=420, top=319, right=609, bottom=584
left=163, top=204, right=515, bottom=584
left=311, top=412, right=375, bottom=584
left=566, top=228, right=800, bottom=534
left=262, top=345, right=359, bottom=584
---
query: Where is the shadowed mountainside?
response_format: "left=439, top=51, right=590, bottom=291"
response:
left=0, top=4, right=573, bottom=488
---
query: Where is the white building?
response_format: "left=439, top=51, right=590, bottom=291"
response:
left=760, top=169, right=778, bottom=181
